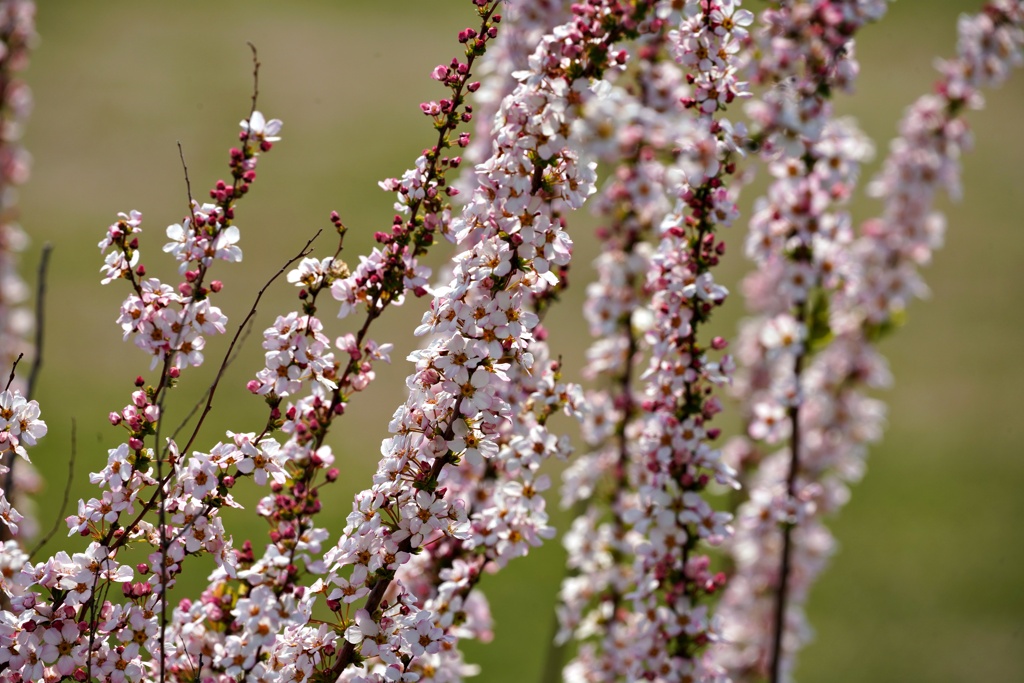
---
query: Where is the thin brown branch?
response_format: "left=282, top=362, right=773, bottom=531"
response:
left=26, top=242, right=51, bottom=401
left=29, top=417, right=76, bottom=560
left=168, top=317, right=255, bottom=445
left=246, top=42, right=260, bottom=122
left=4, top=351, right=21, bottom=391
left=769, top=305, right=807, bottom=683
left=177, top=142, right=197, bottom=227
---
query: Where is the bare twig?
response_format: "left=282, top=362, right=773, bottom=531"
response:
left=26, top=242, right=51, bottom=401
left=4, top=352, right=21, bottom=391
left=28, top=418, right=76, bottom=561
left=246, top=42, right=260, bottom=122
left=177, top=143, right=197, bottom=227
left=169, top=317, right=255, bottom=445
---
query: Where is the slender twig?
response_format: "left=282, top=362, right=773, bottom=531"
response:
left=156, top=377, right=168, bottom=683
left=28, top=418, right=76, bottom=561
left=768, top=305, right=807, bottom=683
left=85, top=550, right=105, bottom=682
left=4, top=352, right=21, bottom=391
left=177, top=143, right=197, bottom=227
left=26, top=242, right=51, bottom=401
left=168, top=317, right=254, bottom=444
left=246, top=42, right=260, bottom=122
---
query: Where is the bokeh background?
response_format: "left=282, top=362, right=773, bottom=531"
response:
left=13, top=1, right=1023, bottom=681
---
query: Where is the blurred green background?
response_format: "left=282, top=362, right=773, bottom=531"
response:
left=13, top=1, right=1023, bottom=681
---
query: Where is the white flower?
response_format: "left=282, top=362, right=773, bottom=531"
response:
left=241, top=110, right=282, bottom=142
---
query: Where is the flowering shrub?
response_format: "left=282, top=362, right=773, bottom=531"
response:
left=1, top=1, right=1023, bottom=682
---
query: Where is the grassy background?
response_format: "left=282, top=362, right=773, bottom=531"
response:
left=13, top=1, right=1024, bottom=681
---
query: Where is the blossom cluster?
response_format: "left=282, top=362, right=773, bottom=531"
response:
left=555, top=4, right=749, bottom=681
left=715, top=1, right=1024, bottom=681
left=0, top=108, right=283, bottom=683
left=0, top=0, right=39, bottom=544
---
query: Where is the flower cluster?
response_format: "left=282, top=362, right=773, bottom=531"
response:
left=270, top=4, right=671, bottom=680
left=0, top=109, right=282, bottom=683
left=715, top=2, right=1024, bottom=681
left=0, top=0, right=38, bottom=543
left=555, top=4, right=749, bottom=681
left=0, top=389, right=45, bottom=536
left=710, top=2, right=888, bottom=679
left=0, top=0, right=35, bottom=388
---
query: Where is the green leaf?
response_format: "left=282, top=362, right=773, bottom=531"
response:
left=807, top=288, right=834, bottom=353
